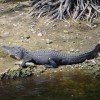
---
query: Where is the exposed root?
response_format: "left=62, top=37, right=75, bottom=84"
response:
left=28, top=0, right=100, bottom=22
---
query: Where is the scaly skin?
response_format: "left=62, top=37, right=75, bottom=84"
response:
left=1, top=44, right=100, bottom=68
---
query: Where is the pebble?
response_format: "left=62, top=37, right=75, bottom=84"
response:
left=37, top=32, right=43, bottom=37
left=63, top=30, right=68, bottom=33
left=30, top=29, right=34, bottom=32
left=26, top=35, right=30, bottom=39
left=54, top=70, right=57, bottom=73
left=64, top=24, right=68, bottom=27
left=70, top=48, right=75, bottom=52
left=76, top=49, right=80, bottom=52
left=91, top=59, right=96, bottom=65
left=52, top=24, right=56, bottom=27
left=3, top=32, right=10, bottom=35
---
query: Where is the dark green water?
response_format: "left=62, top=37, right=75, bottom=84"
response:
left=0, top=71, right=100, bottom=100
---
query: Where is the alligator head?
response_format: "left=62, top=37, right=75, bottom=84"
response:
left=1, top=46, right=25, bottom=59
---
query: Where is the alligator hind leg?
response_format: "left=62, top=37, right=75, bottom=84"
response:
left=45, top=58, right=57, bottom=68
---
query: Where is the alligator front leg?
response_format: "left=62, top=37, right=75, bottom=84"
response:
left=20, top=58, right=32, bottom=68
left=20, top=60, right=28, bottom=68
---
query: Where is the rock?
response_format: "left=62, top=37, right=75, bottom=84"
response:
left=0, top=66, right=34, bottom=79
left=26, top=35, right=31, bottom=39
left=33, top=66, right=46, bottom=74
left=46, top=39, right=53, bottom=44
left=9, top=70, right=21, bottom=79
left=26, top=62, right=35, bottom=67
left=0, top=73, right=5, bottom=80
left=21, top=67, right=32, bottom=77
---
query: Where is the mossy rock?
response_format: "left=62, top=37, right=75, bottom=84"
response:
left=20, top=67, right=33, bottom=77
left=0, top=66, right=33, bottom=79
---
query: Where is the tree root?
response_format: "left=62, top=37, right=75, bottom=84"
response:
left=28, top=0, right=100, bottom=22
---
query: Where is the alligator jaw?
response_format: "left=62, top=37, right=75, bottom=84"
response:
left=1, top=46, right=21, bottom=59
left=1, top=46, right=13, bottom=54
left=10, top=55, right=20, bottom=60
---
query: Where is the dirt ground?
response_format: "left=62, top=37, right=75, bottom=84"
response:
left=0, top=1, right=100, bottom=74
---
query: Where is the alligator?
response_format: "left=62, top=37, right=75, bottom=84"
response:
left=1, top=44, right=100, bottom=68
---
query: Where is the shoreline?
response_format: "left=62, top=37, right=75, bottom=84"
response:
left=0, top=56, right=100, bottom=80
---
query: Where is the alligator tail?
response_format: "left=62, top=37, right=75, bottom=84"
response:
left=63, top=44, right=100, bottom=64
left=93, top=44, right=100, bottom=53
